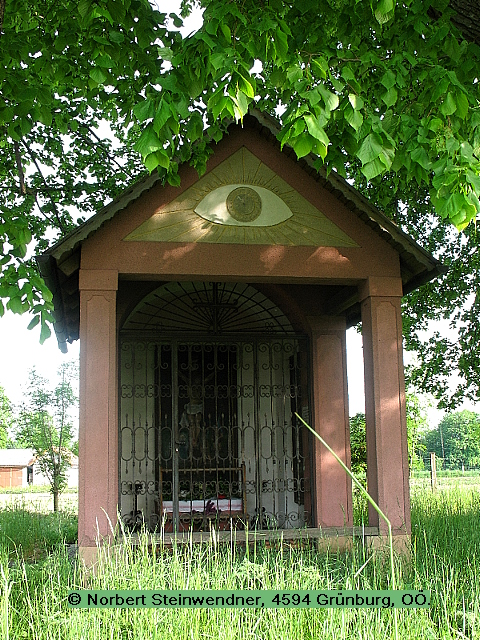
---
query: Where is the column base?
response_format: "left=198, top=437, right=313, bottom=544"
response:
left=365, top=533, right=411, bottom=560
left=78, top=545, right=100, bottom=568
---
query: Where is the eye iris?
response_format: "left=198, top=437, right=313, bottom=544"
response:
left=226, top=187, right=262, bottom=222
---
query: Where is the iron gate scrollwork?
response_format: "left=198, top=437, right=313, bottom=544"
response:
left=119, top=336, right=312, bottom=532
left=119, top=281, right=313, bottom=532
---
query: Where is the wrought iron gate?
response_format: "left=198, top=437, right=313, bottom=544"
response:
left=119, top=283, right=313, bottom=532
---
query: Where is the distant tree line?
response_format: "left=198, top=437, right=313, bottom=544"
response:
left=422, top=410, right=480, bottom=470
left=350, top=399, right=480, bottom=475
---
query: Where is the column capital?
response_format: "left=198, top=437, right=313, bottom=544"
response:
left=358, top=276, right=403, bottom=302
left=79, top=269, right=118, bottom=291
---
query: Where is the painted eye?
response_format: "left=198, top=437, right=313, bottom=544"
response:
left=194, top=184, right=293, bottom=227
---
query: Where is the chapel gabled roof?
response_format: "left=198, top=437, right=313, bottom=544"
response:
left=37, top=109, right=446, bottom=352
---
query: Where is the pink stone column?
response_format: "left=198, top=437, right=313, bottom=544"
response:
left=360, top=277, right=411, bottom=535
left=78, top=269, right=118, bottom=550
left=308, top=317, right=352, bottom=528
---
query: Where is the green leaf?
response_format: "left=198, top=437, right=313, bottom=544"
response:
left=317, top=85, right=339, bottom=112
left=471, top=112, right=480, bottom=129
left=232, top=89, right=249, bottom=121
left=89, top=67, right=108, bottom=85
left=211, top=95, right=229, bottom=120
left=440, top=192, right=464, bottom=220
left=381, top=70, right=396, bottom=90
left=109, top=31, right=124, bottom=44
left=460, top=141, right=475, bottom=163
left=275, top=27, right=288, bottom=60
left=287, top=66, right=303, bottom=83
left=311, top=57, right=328, bottom=79
left=220, top=24, right=231, bottom=41
left=410, top=147, right=431, bottom=170
left=238, top=74, right=255, bottom=99
left=134, top=126, right=163, bottom=157
left=40, top=321, right=51, bottom=345
left=312, top=139, right=328, bottom=160
left=270, top=70, right=286, bottom=88
left=153, top=101, right=172, bottom=133
left=341, top=66, right=356, bottom=82
left=450, top=210, right=466, bottom=228
left=428, top=118, right=443, bottom=132
left=440, top=92, right=457, bottom=117
left=446, top=136, right=460, bottom=154
left=348, top=94, right=364, bottom=110
left=210, top=52, right=226, bottom=71
left=293, top=134, right=314, bottom=158
left=455, top=92, right=469, bottom=119
left=27, top=316, right=40, bottom=330
left=169, top=12, right=183, bottom=28
left=304, top=114, right=330, bottom=146
left=7, top=297, right=23, bottom=314
left=167, top=171, right=181, bottom=187
left=186, top=112, right=204, bottom=142
left=157, top=47, right=173, bottom=62
left=133, top=99, right=155, bottom=123
left=329, top=77, right=344, bottom=93
left=361, top=157, right=386, bottom=181
left=382, top=86, right=397, bottom=107
left=95, top=54, right=113, bottom=69
left=93, top=6, right=113, bottom=25
left=144, top=152, right=159, bottom=173
left=78, top=0, right=91, bottom=18
left=144, top=150, right=169, bottom=172
left=357, top=132, right=384, bottom=165
left=345, top=107, right=363, bottom=132
left=374, top=0, right=395, bottom=24
left=467, top=190, right=480, bottom=212
left=466, top=169, right=480, bottom=193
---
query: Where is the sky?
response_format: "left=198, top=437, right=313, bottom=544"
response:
left=0, top=310, right=79, bottom=409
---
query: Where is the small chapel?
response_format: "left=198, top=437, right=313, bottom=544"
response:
left=38, top=111, right=444, bottom=560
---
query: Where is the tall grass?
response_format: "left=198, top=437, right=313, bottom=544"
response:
left=0, top=505, right=77, bottom=560
left=0, top=487, right=479, bottom=639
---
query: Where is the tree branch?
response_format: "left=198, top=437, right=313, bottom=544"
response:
left=80, top=125, right=134, bottom=178
left=21, top=140, right=67, bottom=234
left=14, top=141, right=27, bottom=195
left=0, top=0, right=5, bottom=36
left=34, top=192, right=59, bottom=227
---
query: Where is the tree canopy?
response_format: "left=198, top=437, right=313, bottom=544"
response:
left=1, top=0, right=479, bottom=406
left=422, top=410, right=480, bottom=468
left=15, top=364, right=77, bottom=510
left=0, top=386, right=13, bottom=447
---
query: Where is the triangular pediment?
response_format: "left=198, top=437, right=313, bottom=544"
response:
left=123, top=147, right=358, bottom=247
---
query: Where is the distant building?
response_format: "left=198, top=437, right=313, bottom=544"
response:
left=0, top=449, right=35, bottom=488
left=0, top=449, right=78, bottom=488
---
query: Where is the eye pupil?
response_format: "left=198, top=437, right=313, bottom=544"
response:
left=226, top=187, right=262, bottom=222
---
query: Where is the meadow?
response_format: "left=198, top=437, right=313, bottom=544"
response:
left=0, top=483, right=479, bottom=639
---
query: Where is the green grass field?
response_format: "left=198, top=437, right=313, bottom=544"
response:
left=0, top=483, right=479, bottom=639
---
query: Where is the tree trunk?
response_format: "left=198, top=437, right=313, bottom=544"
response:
left=53, top=488, right=59, bottom=512
left=449, top=0, right=480, bottom=46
